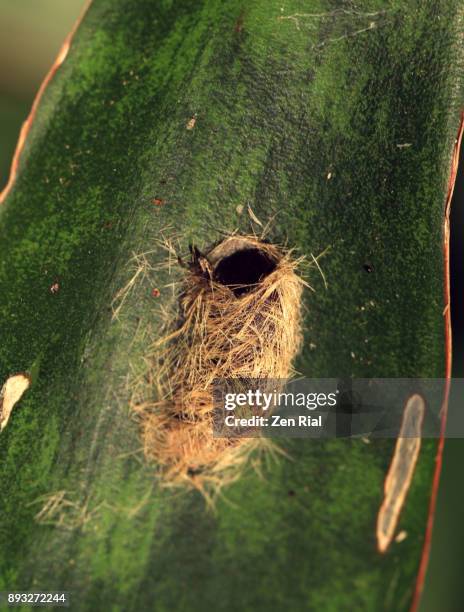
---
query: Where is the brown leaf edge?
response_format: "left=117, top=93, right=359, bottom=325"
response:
left=410, top=110, right=464, bottom=612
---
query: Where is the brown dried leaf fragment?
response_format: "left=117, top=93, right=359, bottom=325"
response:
left=376, top=394, right=425, bottom=553
left=0, top=373, right=31, bottom=431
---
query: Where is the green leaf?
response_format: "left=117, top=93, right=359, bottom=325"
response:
left=0, top=1, right=462, bottom=610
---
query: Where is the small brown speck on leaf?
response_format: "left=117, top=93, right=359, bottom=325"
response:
left=186, top=115, right=197, bottom=130
left=234, top=14, right=244, bottom=32
left=395, top=530, right=408, bottom=543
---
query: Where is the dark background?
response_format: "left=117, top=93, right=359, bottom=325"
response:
left=0, top=2, right=462, bottom=610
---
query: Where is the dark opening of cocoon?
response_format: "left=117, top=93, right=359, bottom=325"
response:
left=136, top=235, right=306, bottom=496
left=213, top=247, right=277, bottom=296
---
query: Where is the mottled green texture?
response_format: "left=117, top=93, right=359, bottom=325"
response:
left=0, top=1, right=462, bottom=610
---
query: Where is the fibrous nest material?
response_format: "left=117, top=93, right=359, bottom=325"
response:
left=136, top=235, right=306, bottom=496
